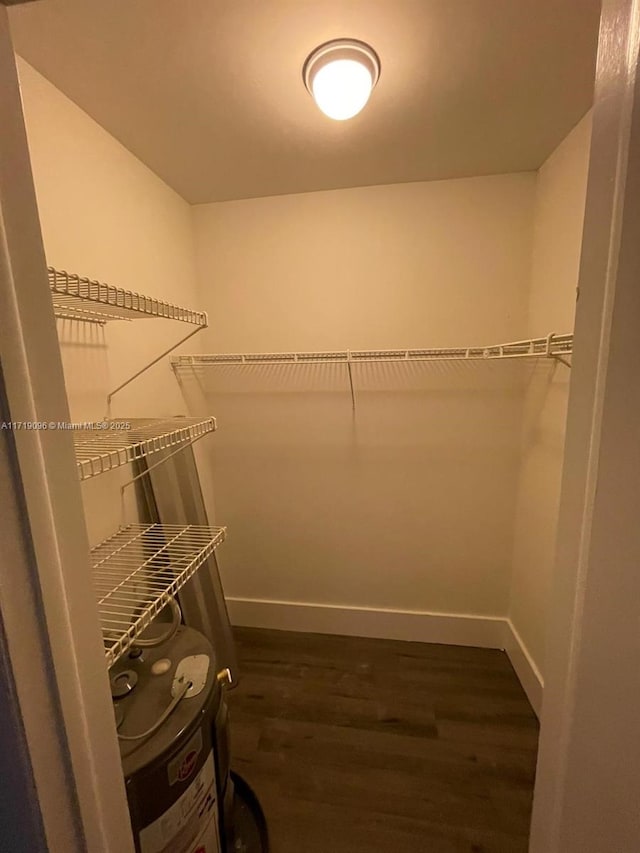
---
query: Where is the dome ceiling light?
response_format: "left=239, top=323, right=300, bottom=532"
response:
left=303, top=39, right=381, bottom=121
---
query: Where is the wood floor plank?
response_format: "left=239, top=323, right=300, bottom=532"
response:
left=227, top=627, right=539, bottom=852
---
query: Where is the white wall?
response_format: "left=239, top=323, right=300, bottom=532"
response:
left=509, top=114, right=592, bottom=693
left=192, top=176, right=534, bottom=352
left=16, top=58, right=202, bottom=545
left=185, top=175, right=537, bottom=633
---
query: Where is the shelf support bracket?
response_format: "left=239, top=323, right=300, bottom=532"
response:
left=547, top=332, right=572, bottom=368
left=346, top=350, right=356, bottom=411
left=106, top=324, right=206, bottom=416
left=554, top=355, right=572, bottom=368
left=118, top=430, right=211, bottom=524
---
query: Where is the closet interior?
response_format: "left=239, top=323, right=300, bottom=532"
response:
left=2, top=1, right=603, bottom=851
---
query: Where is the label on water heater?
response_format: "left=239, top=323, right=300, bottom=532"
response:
left=138, top=751, right=221, bottom=853
left=169, top=729, right=203, bottom=787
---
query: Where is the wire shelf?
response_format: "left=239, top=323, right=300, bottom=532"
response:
left=91, top=523, right=226, bottom=667
left=73, top=417, right=216, bottom=481
left=171, top=333, right=573, bottom=368
left=48, top=267, right=208, bottom=327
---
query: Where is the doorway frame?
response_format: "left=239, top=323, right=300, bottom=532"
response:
left=530, top=0, right=640, bottom=849
left=0, top=9, right=134, bottom=850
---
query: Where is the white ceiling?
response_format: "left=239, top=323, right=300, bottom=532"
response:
left=9, top=0, right=601, bottom=204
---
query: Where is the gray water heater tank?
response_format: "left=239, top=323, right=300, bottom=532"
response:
left=112, top=624, right=224, bottom=853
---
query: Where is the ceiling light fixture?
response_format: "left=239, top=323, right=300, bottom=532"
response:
left=303, top=39, right=381, bottom=121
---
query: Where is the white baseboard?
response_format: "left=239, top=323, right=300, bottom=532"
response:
left=227, top=597, right=506, bottom=649
left=228, top=598, right=544, bottom=716
left=504, top=619, right=544, bottom=717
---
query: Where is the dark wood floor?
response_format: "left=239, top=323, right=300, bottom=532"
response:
left=227, top=628, right=539, bottom=853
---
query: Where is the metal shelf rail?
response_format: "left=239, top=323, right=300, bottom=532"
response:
left=92, top=523, right=226, bottom=667
left=171, top=333, right=573, bottom=408
left=48, top=266, right=209, bottom=411
left=48, top=267, right=208, bottom=326
left=171, top=333, right=573, bottom=367
left=73, top=416, right=217, bottom=481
